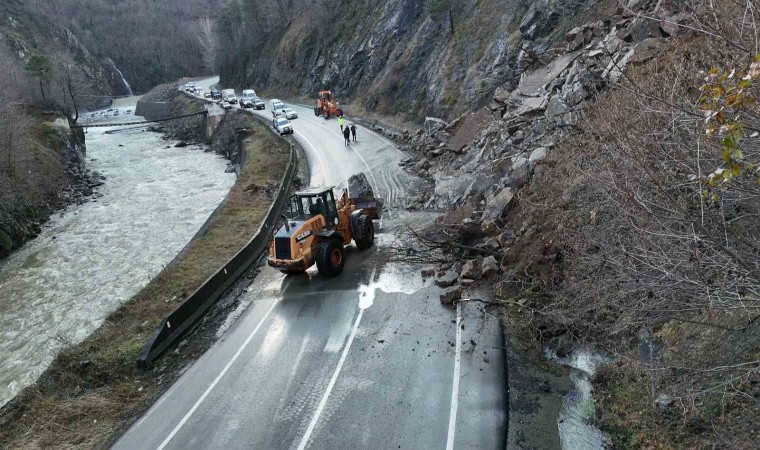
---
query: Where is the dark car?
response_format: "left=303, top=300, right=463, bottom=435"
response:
left=210, top=89, right=222, bottom=100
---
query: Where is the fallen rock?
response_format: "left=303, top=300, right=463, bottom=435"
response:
left=482, top=188, right=515, bottom=221
left=481, top=219, right=500, bottom=236
left=435, top=270, right=459, bottom=287
left=349, top=172, right=376, bottom=198
left=440, top=285, right=463, bottom=305
left=421, top=266, right=437, bottom=278
left=460, top=259, right=480, bottom=279
left=440, top=204, right=474, bottom=226
left=529, top=146, right=549, bottom=163
left=481, top=256, right=499, bottom=278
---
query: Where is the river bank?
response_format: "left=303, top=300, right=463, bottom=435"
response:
left=0, top=113, right=294, bottom=448
left=0, top=113, right=235, bottom=408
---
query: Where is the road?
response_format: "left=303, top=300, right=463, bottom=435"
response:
left=114, top=78, right=506, bottom=450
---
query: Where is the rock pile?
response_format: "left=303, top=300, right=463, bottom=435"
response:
left=402, top=0, right=686, bottom=280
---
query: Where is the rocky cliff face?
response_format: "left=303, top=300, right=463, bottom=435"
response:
left=399, top=0, right=687, bottom=211
left=221, top=0, right=596, bottom=120
left=0, top=0, right=127, bottom=108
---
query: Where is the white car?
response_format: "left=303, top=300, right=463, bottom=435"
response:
left=272, top=117, right=293, bottom=135
left=270, top=99, right=287, bottom=115
left=282, top=108, right=298, bottom=120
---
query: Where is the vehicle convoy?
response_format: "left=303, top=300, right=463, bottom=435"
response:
left=270, top=99, right=287, bottom=116
left=222, top=89, right=237, bottom=104
left=272, top=117, right=293, bottom=135
left=314, top=90, right=343, bottom=119
left=268, top=175, right=382, bottom=277
left=252, top=97, right=266, bottom=110
left=240, top=89, right=256, bottom=108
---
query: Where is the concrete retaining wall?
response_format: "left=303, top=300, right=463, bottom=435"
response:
left=134, top=100, right=171, bottom=121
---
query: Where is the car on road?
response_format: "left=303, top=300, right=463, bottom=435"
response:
left=270, top=99, right=287, bottom=115
left=222, top=89, right=237, bottom=104
left=272, top=117, right=293, bottom=135
left=241, top=89, right=257, bottom=104
left=282, top=108, right=298, bottom=120
left=221, top=100, right=233, bottom=110
left=196, top=89, right=204, bottom=96
left=252, top=97, right=265, bottom=110
left=240, top=96, right=254, bottom=109
left=204, top=91, right=212, bottom=99
left=210, top=88, right=222, bottom=100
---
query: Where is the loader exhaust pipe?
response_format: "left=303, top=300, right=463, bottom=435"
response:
left=282, top=215, right=290, bottom=232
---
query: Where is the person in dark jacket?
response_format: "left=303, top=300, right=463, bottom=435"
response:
left=350, top=124, right=357, bottom=142
left=343, top=125, right=351, bottom=147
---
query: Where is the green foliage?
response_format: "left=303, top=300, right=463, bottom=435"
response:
left=24, top=55, right=52, bottom=82
left=699, top=55, right=760, bottom=194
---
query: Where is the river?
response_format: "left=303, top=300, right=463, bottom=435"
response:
left=0, top=103, right=235, bottom=407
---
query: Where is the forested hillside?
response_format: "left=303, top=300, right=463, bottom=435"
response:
left=33, top=0, right=228, bottom=93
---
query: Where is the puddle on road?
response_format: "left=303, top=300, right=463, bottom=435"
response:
left=545, top=347, right=611, bottom=450
left=357, top=263, right=426, bottom=310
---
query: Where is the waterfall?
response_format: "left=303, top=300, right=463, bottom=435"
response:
left=113, top=65, right=133, bottom=96
left=107, top=57, right=133, bottom=96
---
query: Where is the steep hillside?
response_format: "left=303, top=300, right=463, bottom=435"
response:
left=219, top=0, right=596, bottom=120
left=37, top=0, right=228, bottom=93
left=0, top=0, right=114, bottom=258
left=0, top=0, right=127, bottom=109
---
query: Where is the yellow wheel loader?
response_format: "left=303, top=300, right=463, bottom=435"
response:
left=267, top=181, right=382, bottom=277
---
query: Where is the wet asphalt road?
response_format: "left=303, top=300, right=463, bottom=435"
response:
left=114, top=79, right=506, bottom=449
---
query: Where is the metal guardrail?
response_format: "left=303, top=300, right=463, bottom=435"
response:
left=137, top=140, right=297, bottom=366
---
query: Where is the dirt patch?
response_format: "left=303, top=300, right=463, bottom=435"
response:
left=0, top=116, right=290, bottom=449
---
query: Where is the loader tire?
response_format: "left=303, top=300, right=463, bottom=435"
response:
left=354, top=215, right=375, bottom=250
left=316, top=239, right=345, bottom=278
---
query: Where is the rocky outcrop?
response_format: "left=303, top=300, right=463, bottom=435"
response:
left=221, top=0, right=597, bottom=119
left=401, top=0, right=685, bottom=212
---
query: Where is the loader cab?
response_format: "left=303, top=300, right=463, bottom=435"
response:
left=286, top=187, right=339, bottom=227
left=318, top=91, right=333, bottom=102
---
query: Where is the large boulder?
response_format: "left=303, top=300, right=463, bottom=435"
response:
left=348, top=172, right=375, bottom=198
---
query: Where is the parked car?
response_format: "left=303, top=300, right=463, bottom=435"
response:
left=221, top=101, right=233, bottom=110
left=210, top=88, right=222, bottom=100
left=204, top=91, right=212, bottom=99
left=252, top=97, right=265, bottom=110
left=222, top=89, right=237, bottom=104
left=282, top=108, right=298, bottom=120
left=272, top=117, right=294, bottom=135
left=196, top=89, right=204, bottom=97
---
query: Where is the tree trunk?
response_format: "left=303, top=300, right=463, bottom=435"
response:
left=39, top=80, right=46, bottom=103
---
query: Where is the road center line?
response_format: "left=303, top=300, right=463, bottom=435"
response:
left=446, top=302, right=463, bottom=450
left=156, top=299, right=280, bottom=450
left=296, top=267, right=376, bottom=449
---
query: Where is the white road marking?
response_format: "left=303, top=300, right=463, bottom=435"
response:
left=296, top=268, right=376, bottom=449
left=156, top=299, right=280, bottom=450
left=293, top=130, right=329, bottom=184
left=446, top=302, right=463, bottom=450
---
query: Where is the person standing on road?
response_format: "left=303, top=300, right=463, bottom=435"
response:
left=343, top=125, right=351, bottom=147
left=350, top=123, right=357, bottom=142
left=338, top=115, right=345, bottom=132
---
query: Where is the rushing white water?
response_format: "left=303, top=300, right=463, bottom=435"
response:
left=546, top=347, right=611, bottom=450
left=109, top=59, right=133, bottom=96
left=0, top=113, right=234, bottom=407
